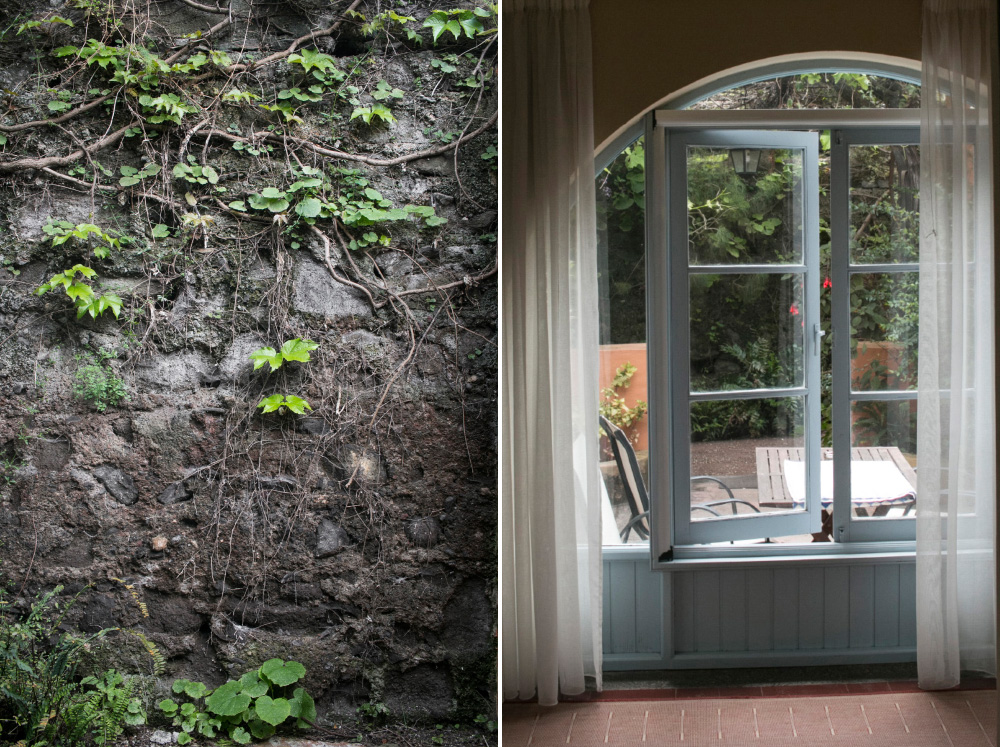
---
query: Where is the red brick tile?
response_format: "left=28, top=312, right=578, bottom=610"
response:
left=674, top=686, right=720, bottom=699
left=760, top=683, right=849, bottom=697
left=845, top=680, right=891, bottom=693
left=715, top=685, right=764, bottom=698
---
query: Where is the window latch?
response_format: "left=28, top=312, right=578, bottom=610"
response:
left=813, top=323, right=826, bottom=353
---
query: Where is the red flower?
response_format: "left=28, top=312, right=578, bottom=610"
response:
left=789, top=304, right=800, bottom=315
left=823, top=277, right=832, bottom=289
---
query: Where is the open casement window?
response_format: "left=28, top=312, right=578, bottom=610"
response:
left=641, top=112, right=923, bottom=559
left=667, top=130, right=823, bottom=545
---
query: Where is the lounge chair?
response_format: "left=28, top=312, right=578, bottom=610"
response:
left=599, top=415, right=760, bottom=541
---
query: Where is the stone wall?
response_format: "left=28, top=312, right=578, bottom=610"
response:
left=0, top=0, right=496, bottom=724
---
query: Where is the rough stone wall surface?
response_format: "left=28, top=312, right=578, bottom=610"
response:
left=0, top=0, right=496, bottom=724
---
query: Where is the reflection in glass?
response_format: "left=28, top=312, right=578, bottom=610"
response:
left=689, top=396, right=805, bottom=522
left=687, top=147, right=804, bottom=265
left=849, top=144, right=920, bottom=264
left=690, top=274, right=804, bottom=392
left=849, top=399, right=918, bottom=520
left=850, top=272, right=918, bottom=391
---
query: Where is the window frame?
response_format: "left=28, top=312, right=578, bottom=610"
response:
left=645, top=109, right=923, bottom=566
left=667, top=129, right=823, bottom=545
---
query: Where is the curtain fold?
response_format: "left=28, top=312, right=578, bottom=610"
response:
left=916, top=0, right=996, bottom=689
left=501, top=0, right=603, bottom=706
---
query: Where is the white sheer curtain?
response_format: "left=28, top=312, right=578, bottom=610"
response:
left=501, top=0, right=603, bottom=706
left=916, top=0, right=996, bottom=689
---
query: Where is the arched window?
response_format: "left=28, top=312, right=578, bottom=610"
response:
left=597, top=69, right=924, bottom=556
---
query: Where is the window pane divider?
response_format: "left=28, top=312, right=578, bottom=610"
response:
left=849, top=263, right=919, bottom=273
left=689, top=263, right=806, bottom=275
left=690, top=387, right=807, bottom=401
left=849, top=390, right=918, bottom=401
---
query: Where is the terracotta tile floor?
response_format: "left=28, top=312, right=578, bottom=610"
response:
left=503, top=690, right=997, bottom=746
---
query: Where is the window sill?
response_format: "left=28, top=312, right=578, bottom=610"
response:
left=655, top=541, right=916, bottom=571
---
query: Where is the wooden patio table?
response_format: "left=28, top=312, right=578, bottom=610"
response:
left=755, top=446, right=917, bottom=539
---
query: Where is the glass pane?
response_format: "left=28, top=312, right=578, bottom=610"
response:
left=849, top=144, right=919, bottom=264
left=596, top=138, right=650, bottom=545
left=850, top=272, right=918, bottom=391
left=690, top=274, right=804, bottom=392
left=692, top=73, right=920, bottom=111
left=690, top=396, right=805, bottom=522
left=596, top=137, right=646, bottom=346
left=687, top=147, right=804, bottom=265
left=849, top=399, right=918, bottom=520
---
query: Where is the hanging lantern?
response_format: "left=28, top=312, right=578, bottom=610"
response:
left=729, top=148, right=762, bottom=177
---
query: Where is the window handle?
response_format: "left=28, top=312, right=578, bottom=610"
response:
left=813, top=323, right=826, bottom=354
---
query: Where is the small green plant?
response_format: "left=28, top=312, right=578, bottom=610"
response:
left=257, top=394, right=312, bottom=414
left=17, top=14, right=74, bottom=34
left=158, top=658, right=315, bottom=744
left=43, top=219, right=121, bottom=259
left=73, top=349, right=127, bottom=412
left=73, top=669, right=147, bottom=745
left=250, top=339, right=318, bottom=415
left=350, top=104, right=396, bottom=125
left=356, top=700, right=390, bottom=725
left=172, top=156, right=220, bottom=185
left=36, top=265, right=123, bottom=320
left=118, top=162, right=161, bottom=187
left=250, top=338, right=318, bottom=372
left=598, top=362, right=648, bottom=439
left=422, top=8, right=492, bottom=43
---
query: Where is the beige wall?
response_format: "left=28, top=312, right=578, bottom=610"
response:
left=591, top=0, right=923, bottom=147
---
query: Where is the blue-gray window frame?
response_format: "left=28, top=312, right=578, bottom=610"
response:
left=667, top=130, right=824, bottom=545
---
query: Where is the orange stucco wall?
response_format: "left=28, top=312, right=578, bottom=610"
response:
left=590, top=0, right=923, bottom=147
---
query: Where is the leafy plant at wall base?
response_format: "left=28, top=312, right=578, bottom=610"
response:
left=158, top=658, right=315, bottom=744
left=0, top=585, right=139, bottom=746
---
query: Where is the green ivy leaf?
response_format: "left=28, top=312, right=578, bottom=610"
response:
left=151, top=224, right=171, bottom=238
left=279, top=338, right=319, bottom=364
left=247, top=719, right=276, bottom=740
left=239, top=671, right=269, bottom=698
left=177, top=733, right=192, bottom=746
left=228, top=201, right=247, bottom=212
left=289, top=687, right=317, bottom=728
left=204, top=681, right=251, bottom=717
left=48, top=100, right=72, bottom=113
left=182, top=680, right=208, bottom=699
left=254, top=695, right=291, bottom=726
left=259, top=658, right=306, bottom=686
left=159, top=699, right=178, bottom=714
left=282, top=395, right=312, bottom=415
left=231, top=726, right=252, bottom=744
left=119, top=176, right=140, bottom=186
left=257, top=394, right=285, bottom=413
left=250, top=346, right=282, bottom=371
left=295, top=197, right=322, bottom=218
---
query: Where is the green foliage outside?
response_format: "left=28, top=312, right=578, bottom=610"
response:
left=598, top=362, right=647, bottom=439
left=598, top=73, right=921, bottom=445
